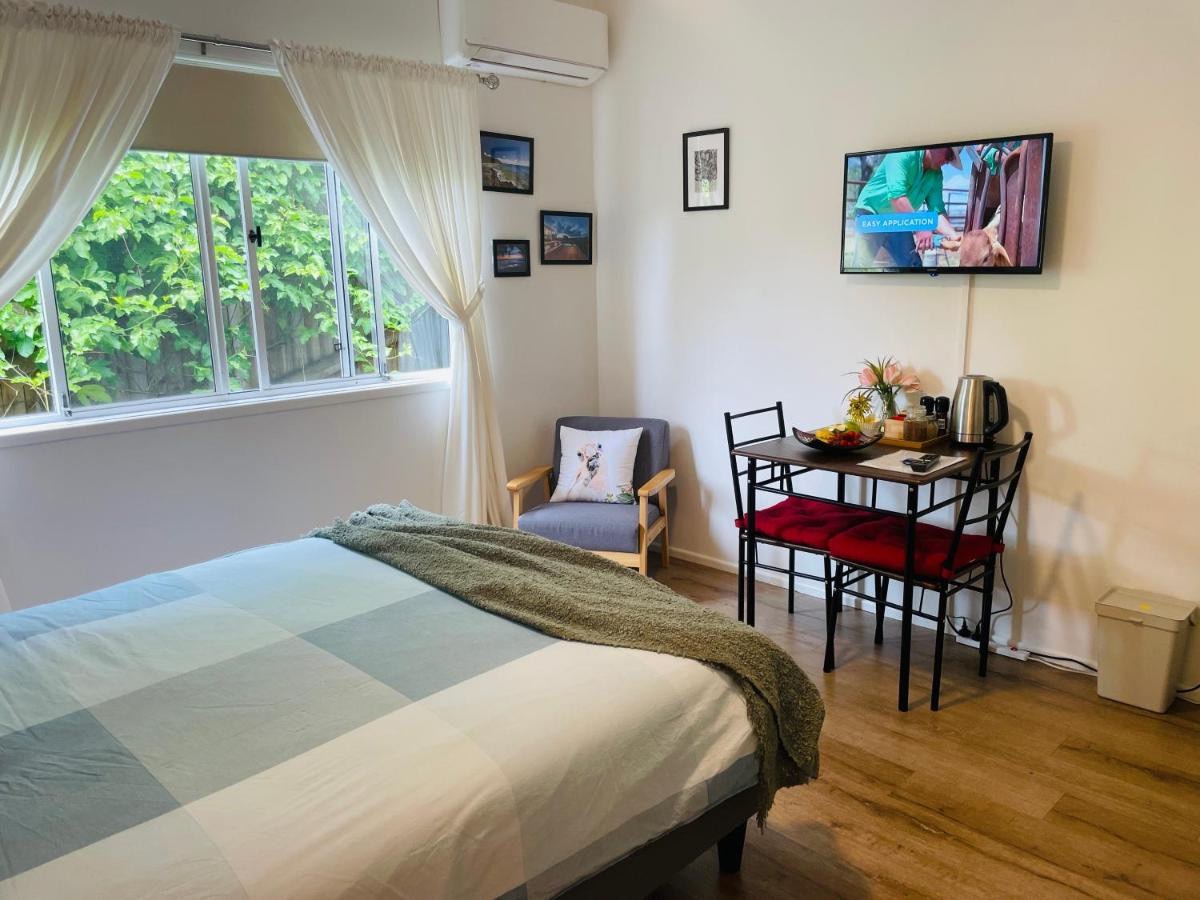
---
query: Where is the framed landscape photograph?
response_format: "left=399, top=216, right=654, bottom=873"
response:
left=481, top=131, right=534, bottom=194
left=540, top=211, right=593, bottom=265
left=682, top=127, right=730, bottom=211
left=493, top=239, right=531, bottom=277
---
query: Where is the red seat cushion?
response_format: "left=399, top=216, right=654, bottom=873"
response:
left=827, top=517, right=1003, bottom=581
left=735, top=497, right=884, bottom=550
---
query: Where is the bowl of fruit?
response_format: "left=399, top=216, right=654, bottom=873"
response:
left=792, top=422, right=882, bottom=453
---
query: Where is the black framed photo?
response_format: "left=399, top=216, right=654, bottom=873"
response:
left=540, top=211, right=593, bottom=265
left=682, top=127, right=729, bottom=211
left=493, top=239, right=531, bottom=277
left=481, top=131, right=534, bottom=194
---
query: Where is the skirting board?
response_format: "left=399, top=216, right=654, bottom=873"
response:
left=667, top=554, right=1200, bottom=710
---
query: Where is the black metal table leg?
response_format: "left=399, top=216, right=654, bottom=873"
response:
left=873, top=574, right=886, bottom=645
left=788, top=548, right=796, bottom=614
left=836, top=473, right=847, bottom=613
left=979, top=560, right=996, bottom=676
left=746, top=458, right=757, bottom=628
left=736, top=534, right=745, bottom=622
left=979, top=456, right=1001, bottom=676
left=822, top=555, right=835, bottom=672
left=899, top=484, right=918, bottom=712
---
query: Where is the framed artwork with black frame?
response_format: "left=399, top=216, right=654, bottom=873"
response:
left=480, top=131, right=534, bottom=194
left=682, top=127, right=729, bottom=211
left=540, top=210, right=593, bottom=265
left=492, top=239, right=531, bottom=277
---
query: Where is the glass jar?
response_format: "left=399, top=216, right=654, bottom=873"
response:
left=903, top=412, right=937, bottom=442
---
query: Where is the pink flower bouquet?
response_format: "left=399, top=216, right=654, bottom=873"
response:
left=847, top=356, right=921, bottom=418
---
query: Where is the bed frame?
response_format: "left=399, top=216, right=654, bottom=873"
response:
left=560, top=785, right=757, bottom=898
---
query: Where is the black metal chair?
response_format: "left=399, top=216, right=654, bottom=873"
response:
left=826, top=433, right=1033, bottom=710
left=723, top=402, right=885, bottom=630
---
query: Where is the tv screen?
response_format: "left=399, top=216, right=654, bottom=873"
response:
left=841, top=133, right=1052, bottom=274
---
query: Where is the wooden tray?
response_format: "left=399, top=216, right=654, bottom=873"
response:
left=878, top=433, right=950, bottom=451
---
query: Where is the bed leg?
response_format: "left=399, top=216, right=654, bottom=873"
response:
left=717, top=821, right=747, bottom=874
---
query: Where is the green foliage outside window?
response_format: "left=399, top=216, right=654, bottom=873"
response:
left=0, top=279, right=48, bottom=416
left=0, top=150, right=438, bottom=417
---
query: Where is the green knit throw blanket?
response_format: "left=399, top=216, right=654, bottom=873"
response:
left=312, top=502, right=824, bottom=822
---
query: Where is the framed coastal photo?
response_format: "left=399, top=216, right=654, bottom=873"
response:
left=540, top=211, right=593, bottom=265
left=682, top=127, right=729, bottom=211
left=493, top=239, right=531, bottom=277
left=480, top=131, right=534, bottom=194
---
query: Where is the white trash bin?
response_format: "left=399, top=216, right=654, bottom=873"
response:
left=1095, top=588, right=1197, bottom=713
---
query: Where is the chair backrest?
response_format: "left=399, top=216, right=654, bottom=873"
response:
left=551, top=416, right=670, bottom=494
left=723, top=402, right=791, bottom=522
left=943, top=432, right=1034, bottom=573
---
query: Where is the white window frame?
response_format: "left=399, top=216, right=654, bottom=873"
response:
left=2, top=151, right=448, bottom=431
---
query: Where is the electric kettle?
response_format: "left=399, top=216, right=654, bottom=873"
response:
left=950, top=375, right=1009, bottom=444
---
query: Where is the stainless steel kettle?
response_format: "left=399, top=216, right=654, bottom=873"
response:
left=950, top=375, right=1009, bottom=445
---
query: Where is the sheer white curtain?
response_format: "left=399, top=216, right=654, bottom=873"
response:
left=0, top=2, right=177, bottom=307
left=274, top=45, right=509, bottom=525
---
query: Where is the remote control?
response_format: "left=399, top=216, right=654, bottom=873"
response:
left=902, top=454, right=941, bottom=472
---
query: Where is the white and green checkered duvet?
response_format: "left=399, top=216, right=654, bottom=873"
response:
left=0, top=538, right=756, bottom=899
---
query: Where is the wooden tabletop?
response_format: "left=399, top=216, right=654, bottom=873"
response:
left=732, top=436, right=1006, bottom=486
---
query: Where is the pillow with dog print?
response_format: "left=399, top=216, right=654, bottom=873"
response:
left=550, top=425, right=643, bottom=504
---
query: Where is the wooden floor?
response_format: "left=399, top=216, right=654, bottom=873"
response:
left=648, top=561, right=1200, bottom=899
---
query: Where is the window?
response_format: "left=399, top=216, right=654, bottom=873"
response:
left=0, top=151, right=450, bottom=424
left=0, top=278, right=50, bottom=417
left=52, top=151, right=214, bottom=407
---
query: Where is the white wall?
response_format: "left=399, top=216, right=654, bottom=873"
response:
left=591, top=0, right=1200, bottom=663
left=482, top=78, right=599, bottom=477
left=0, top=0, right=597, bottom=609
left=0, top=388, right=449, bottom=607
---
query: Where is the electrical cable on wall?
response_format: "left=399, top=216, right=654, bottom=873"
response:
left=956, top=274, right=974, bottom=376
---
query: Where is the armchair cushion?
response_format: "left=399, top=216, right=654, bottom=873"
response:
left=518, top=501, right=660, bottom=553
left=549, top=425, right=643, bottom=504
left=551, top=416, right=669, bottom=495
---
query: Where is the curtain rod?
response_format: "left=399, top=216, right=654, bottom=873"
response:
left=178, top=33, right=500, bottom=89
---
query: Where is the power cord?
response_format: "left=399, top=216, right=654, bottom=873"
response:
left=949, top=556, right=1098, bottom=674
left=993, top=554, right=1015, bottom=617
left=947, top=556, right=1014, bottom=641
left=948, top=615, right=971, bottom=638
left=1027, top=651, right=1097, bottom=673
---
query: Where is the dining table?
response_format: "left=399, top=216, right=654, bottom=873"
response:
left=731, top=436, right=1010, bottom=712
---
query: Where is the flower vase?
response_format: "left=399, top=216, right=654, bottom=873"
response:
left=878, top=394, right=899, bottom=421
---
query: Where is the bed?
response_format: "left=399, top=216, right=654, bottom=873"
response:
left=0, top=537, right=763, bottom=899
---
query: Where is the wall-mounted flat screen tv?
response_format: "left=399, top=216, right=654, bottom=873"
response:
left=841, top=133, right=1052, bottom=274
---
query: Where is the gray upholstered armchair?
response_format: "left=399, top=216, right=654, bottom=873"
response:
left=507, top=416, right=674, bottom=575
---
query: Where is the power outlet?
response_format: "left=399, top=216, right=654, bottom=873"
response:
left=954, top=634, right=1031, bottom=661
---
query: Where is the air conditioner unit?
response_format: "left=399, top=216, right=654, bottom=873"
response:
left=440, top=0, right=608, bottom=87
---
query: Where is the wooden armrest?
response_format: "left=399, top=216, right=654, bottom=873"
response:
left=638, top=468, right=676, bottom=498
left=507, top=465, right=553, bottom=494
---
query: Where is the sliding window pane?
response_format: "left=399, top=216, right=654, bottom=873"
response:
left=247, top=158, right=341, bottom=385
left=50, top=151, right=214, bottom=407
left=204, top=155, right=258, bottom=391
left=378, top=250, right=450, bottom=374
left=338, top=189, right=379, bottom=374
left=0, top=278, right=52, bottom=418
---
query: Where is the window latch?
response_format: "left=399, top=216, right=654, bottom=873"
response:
left=248, top=225, right=263, bottom=248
